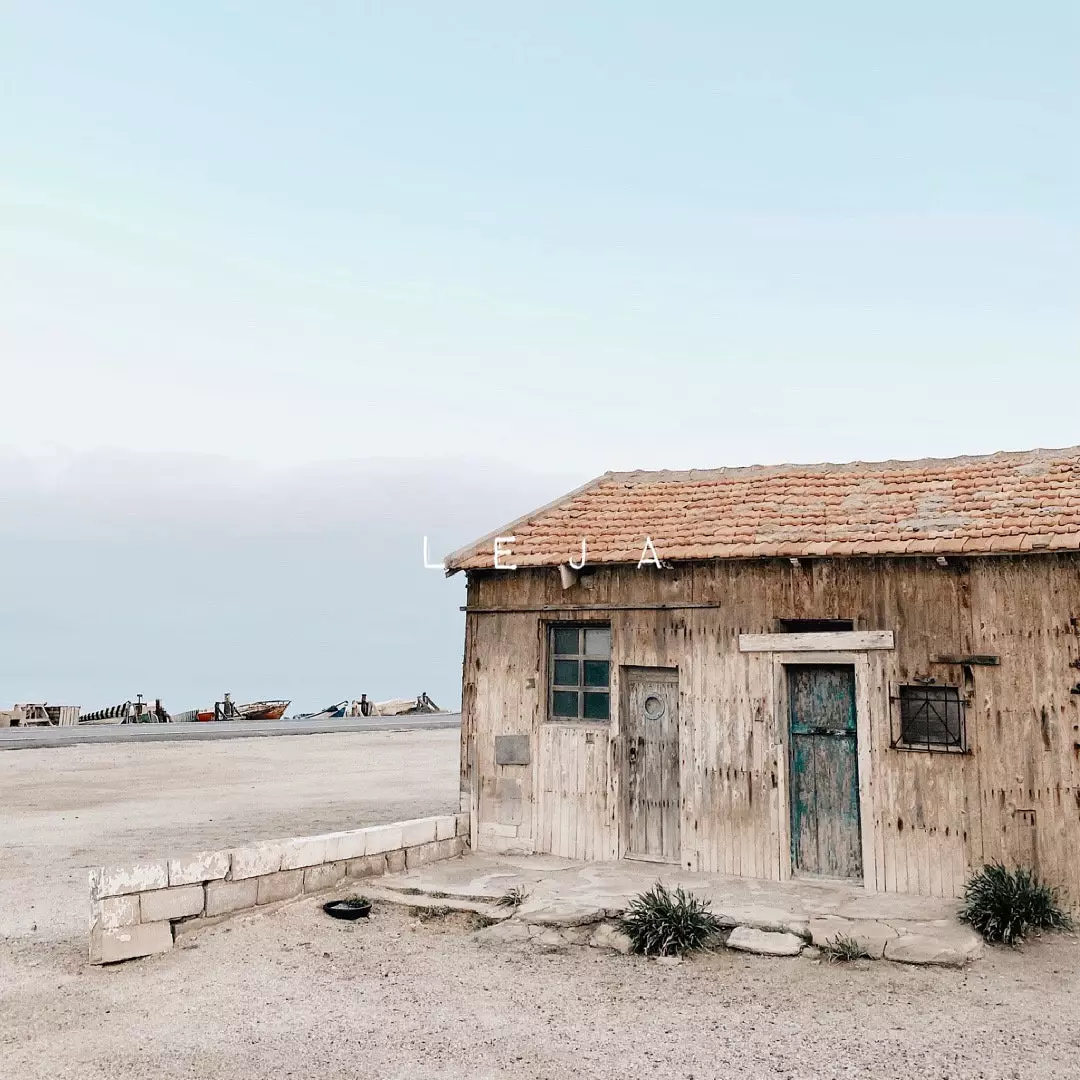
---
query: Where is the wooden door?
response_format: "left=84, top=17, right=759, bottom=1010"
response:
left=623, top=668, right=680, bottom=862
left=787, top=665, right=862, bottom=878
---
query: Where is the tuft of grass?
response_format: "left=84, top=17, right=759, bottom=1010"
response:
left=821, top=933, right=868, bottom=963
left=617, top=882, right=724, bottom=956
left=415, top=904, right=453, bottom=922
left=496, top=885, right=529, bottom=908
left=959, top=863, right=1072, bottom=946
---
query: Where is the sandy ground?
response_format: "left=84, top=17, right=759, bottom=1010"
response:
left=0, top=729, right=460, bottom=943
left=4, top=896, right=1080, bottom=1080
left=4, top=729, right=1080, bottom=1079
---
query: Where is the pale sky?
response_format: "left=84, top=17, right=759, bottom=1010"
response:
left=1, top=4, right=1077, bottom=711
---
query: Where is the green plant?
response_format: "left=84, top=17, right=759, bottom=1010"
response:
left=959, top=863, right=1072, bottom=945
left=415, top=904, right=453, bottom=922
left=821, top=934, right=868, bottom=963
left=496, top=885, right=529, bottom=908
left=617, top=882, right=724, bottom=956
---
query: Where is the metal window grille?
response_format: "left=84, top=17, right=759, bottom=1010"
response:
left=892, top=684, right=967, bottom=753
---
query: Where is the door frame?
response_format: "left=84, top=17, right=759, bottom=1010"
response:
left=619, top=665, right=680, bottom=863
left=773, top=651, right=877, bottom=891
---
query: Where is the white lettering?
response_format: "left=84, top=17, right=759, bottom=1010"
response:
left=494, top=536, right=517, bottom=570
left=422, top=536, right=445, bottom=570
left=568, top=539, right=588, bottom=570
left=637, top=536, right=662, bottom=569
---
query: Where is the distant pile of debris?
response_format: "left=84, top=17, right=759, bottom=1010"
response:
left=373, top=692, right=442, bottom=716
left=81, top=698, right=171, bottom=725
left=298, top=692, right=442, bottom=721
left=0, top=703, right=81, bottom=728
left=3, top=690, right=443, bottom=729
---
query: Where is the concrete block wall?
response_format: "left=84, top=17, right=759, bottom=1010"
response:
left=88, top=812, right=470, bottom=964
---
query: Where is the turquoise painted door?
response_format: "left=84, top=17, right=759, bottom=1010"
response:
left=787, top=665, right=862, bottom=878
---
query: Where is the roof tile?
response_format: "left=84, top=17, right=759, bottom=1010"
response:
left=446, top=447, right=1080, bottom=571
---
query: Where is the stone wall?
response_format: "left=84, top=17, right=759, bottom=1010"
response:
left=88, top=813, right=469, bottom=964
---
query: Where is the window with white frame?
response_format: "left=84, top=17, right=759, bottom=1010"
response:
left=549, top=624, right=611, bottom=721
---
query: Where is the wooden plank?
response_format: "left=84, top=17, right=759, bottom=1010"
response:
left=582, top=734, right=595, bottom=862
left=583, top=730, right=594, bottom=860
left=561, top=730, right=576, bottom=858
left=536, top=727, right=550, bottom=854
left=606, top=730, right=619, bottom=859
left=643, top=682, right=661, bottom=858
left=625, top=678, right=643, bottom=857
left=660, top=677, right=680, bottom=862
left=462, top=602, right=724, bottom=613
left=855, top=655, right=878, bottom=892
left=772, top=656, right=791, bottom=880
left=740, top=631, right=895, bottom=653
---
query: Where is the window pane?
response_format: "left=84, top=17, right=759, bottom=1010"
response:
left=583, top=691, right=609, bottom=720
left=583, top=660, right=609, bottom=688
left=552, top=690, right=579, bottom=717
left=553, top=627, right=580, bottom=656
left=554, top=660, right=580, bottom=687
left=584, top=627, right=611, bottom=657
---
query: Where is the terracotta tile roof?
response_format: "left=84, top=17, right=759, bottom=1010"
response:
left=445, top=447, right=1080, bottom=572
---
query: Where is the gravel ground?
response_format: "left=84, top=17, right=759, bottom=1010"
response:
left=3, top=729, right=1079, bottom=1079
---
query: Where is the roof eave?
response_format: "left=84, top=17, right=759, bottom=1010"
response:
left=442, top=471, right=614, bottom=575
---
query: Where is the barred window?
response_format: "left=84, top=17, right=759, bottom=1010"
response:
left=894, top=685, right=966, bottom=753
left=549, top=624, right=610, bottom=721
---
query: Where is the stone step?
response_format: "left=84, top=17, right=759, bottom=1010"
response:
left=726, top=925, right=805, bottom=956
left=808, top=915, right=982, bottom=966
left=359, top=885, right=514, bottom=922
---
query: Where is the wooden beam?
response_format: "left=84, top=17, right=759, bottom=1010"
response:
left=931, top=654, right=1000, bottom=666
left=739, top=630, right=895, bottom=653
left=461, top=602, right=722, bottom=613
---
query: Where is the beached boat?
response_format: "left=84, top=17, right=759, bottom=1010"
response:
left=232, top=699, right=290, bottom=721
left=297, top=701, right=349, bottom=721
left=296, top=693, right=442, bottom=720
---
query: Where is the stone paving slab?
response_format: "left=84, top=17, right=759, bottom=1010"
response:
left=810, top=915, right=899, bottom=959
left=726, top=926, right=804, bottom=956
left=379, top=853, right=981, bottom=966
left=885, top=931, right=983, bottom=967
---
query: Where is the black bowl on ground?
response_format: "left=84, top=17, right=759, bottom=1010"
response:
left=323, top=897, right=372, bottom=920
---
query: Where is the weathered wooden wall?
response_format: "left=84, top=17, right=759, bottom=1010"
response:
left=458, top=554, right=1080, bottom=903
